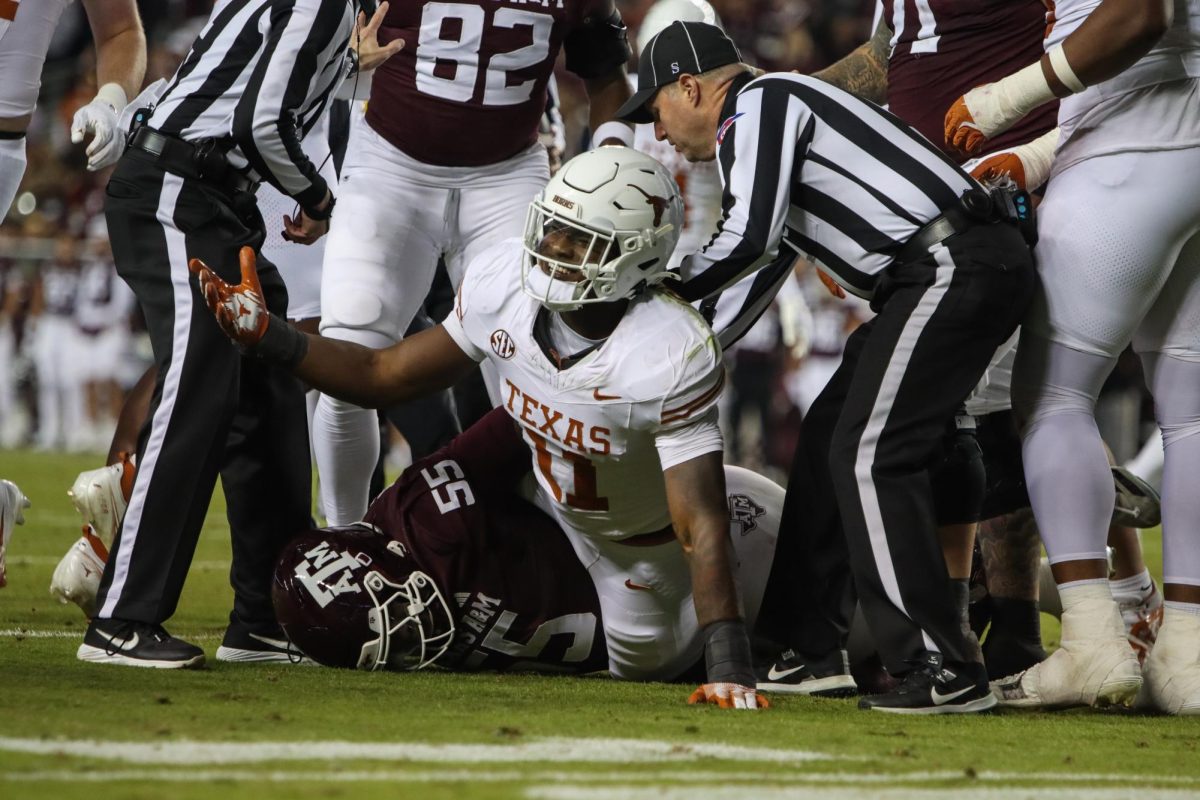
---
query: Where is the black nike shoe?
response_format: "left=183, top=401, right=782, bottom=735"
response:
left=216, top=621, right=310, bottom=664
left=756, top=648, right=858, bottom=696
left=858, top=652, right=996, bottom=714
left=77, top=618, right=205, bottom=669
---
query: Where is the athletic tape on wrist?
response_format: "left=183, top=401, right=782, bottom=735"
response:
left=591, top=121, right=634, bottom=149
left=95, top=82, right=128, bottom=111
left=703, top=619, right=755, bottom=686
left=1047, top=44, right=1086, bottom=94
left=255, top=314, right=309, bottom=368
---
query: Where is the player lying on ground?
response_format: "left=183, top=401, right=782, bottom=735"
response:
left=190, top=147, right=766, bottom=709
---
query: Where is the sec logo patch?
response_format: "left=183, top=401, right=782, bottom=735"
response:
left=490, top=329, right=516, bottom=359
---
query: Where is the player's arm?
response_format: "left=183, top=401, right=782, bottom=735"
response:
left=72, top=0, right=146, bottom=171
left=566, top=0, right=635, bottom=148
left=812, top=16, right=889, bottom=104
left=188, top=248, right=477, bottom=408
left=945, top=0, right=1172, bottom=154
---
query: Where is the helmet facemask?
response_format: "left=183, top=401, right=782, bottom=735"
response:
left=356, top=569, right=455, bottom=671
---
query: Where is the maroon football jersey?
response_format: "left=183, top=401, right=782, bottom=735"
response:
left=363, top=408, right=607, bottom=673
left=882, top=0, right=1059, bottom=161
left=367, top=0, right=610, bottom=167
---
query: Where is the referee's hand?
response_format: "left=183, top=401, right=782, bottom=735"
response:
left=188, top=247, right=270, bottom=348
left=282, top=207, right=330, bottom=245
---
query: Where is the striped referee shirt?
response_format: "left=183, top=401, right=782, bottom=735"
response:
left=678, top=71, right=976, bottom=343
left=148, top=0, right=356, bottom=210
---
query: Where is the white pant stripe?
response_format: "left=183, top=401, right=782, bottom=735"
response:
left=852, top=247, right=956, bottom=654
left=99, top=173, right=191, bottom=618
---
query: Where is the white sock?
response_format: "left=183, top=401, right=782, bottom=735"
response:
left=1110, top=569, right=1154, bottom=601
left=1058, top=578, right=1112, bottom=611
left=1164, top=600, right=1200, bottom=617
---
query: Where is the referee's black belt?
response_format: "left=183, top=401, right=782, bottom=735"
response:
left=130, top=127, right=259, bottom=196
left=896, top=187, right=1032, bottom=263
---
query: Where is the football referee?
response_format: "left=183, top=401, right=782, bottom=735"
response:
left=618, top=21, right=1036, bottom=713
left=79, top=0, right=395, bottom=668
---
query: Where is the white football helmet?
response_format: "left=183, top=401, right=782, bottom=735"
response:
left=637, top=0, right=721, bottom=53
left=522, top=146, right=684, bottom=311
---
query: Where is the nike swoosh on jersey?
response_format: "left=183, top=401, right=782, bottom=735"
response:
left=930, top=685, right=973, bottom=705
left=766, top=663, right=806, bottom=681
left=248, top=632, right=290, bottom=649
left=624, top=578, right=653, bottom=592
left=593, top=389, right=621, bottom=401
left=95, top=629, right=140, bottom=651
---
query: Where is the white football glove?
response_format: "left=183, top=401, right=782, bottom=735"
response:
left=71, top=83, right=128, bottom=172
left=0, top=479, right=31, bottom=589
left=50, top=532, right=109, bottom=618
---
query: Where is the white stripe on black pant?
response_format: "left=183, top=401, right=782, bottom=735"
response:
left=799, top=224, right=1033, bottom=672
left=97, top=147, right=312, bottom=627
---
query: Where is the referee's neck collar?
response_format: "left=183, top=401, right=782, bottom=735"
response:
left=719, top=72, right=756, bottom=123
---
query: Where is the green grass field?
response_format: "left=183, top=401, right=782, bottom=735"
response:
left=1, top=449, right=1197, bottom=800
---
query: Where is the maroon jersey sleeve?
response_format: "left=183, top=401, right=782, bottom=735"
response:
left=883, top=0, right=1058, bottom=161
left=363, top=409, right=607, bottom=673
left=366, top=0, right=597, bottom=167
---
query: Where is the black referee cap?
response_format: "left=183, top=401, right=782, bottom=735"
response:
left=616, top=21, right=741, bottom=124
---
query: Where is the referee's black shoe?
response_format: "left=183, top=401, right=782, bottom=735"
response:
left=77, top=618, right=205, bottom=668
left=216, top=619, right=310, bottom=665
left=858, top=652, right=996, bottom=714
left=756, top=648, right=858, bottom=696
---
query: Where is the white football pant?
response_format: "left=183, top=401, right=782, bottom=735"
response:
left=1013, top=144, right=1200, bottom=589
left=563, top=466, right=780, bottom=681
left=32, top=315, right=86, bottom=450
left=313, top=121, right=548, bottom=523
left=0, top=136, right=25, bottom=220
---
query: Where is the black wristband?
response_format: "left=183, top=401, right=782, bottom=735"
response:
left=303, top=194, right=336, bottom=221
left=254, top=314, right=309, bottom=368
left=703, top=619, right=755, bottom=687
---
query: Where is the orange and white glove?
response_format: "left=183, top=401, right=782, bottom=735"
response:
left=688, top=682, right=771, bottom=710
left=964, top=128, right=1061, bottom=192
left=189, top=246, right=270, bottom=348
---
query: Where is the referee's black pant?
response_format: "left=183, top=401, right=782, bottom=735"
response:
left=762, top=223, right=1034, bottom=674
left=95, top=147, right=311, bottom=630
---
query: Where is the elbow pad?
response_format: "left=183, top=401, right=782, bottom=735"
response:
left=564, top=8, right=631, bottom=80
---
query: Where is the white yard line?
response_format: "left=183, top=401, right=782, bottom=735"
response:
left=7, top=556, right=231, bottom=570
left=0, top=737, right=837, bottom=765
left=527, top=789, right=1200, bottom=800
left=0, top=630, right=220, bottom=640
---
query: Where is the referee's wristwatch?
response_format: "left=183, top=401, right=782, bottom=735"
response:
left=304, top=194, right=336, bottom=222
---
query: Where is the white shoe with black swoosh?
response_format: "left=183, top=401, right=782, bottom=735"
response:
left=756, top=649, right=858, bottom=696
left=216, top=621, right=311, bottom=664
left=859, top=652, right=996, bottom=714
left=77, top=619, right=205, bottom=668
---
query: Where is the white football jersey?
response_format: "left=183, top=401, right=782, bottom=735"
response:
left=0, top=0, right=74, bottom=118
left=443, top=239, right=726, bottom=542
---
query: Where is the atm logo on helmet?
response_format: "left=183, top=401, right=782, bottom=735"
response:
left=294, top=540, right=371, bottom=607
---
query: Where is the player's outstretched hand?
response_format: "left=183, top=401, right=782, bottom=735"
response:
left=688, top=683, right=770, bottom=710
left=70, top=85, right=126, bottom=171
left=356, top=1, right=405, bottom=72
left=188, top=247, right=270, bottom=348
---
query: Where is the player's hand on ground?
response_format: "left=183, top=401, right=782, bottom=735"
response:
left=355, top=1, right=405, bottom=72
left=688, top=683, right=770, bottom=710
left=188, top=246, right=270, bottom=348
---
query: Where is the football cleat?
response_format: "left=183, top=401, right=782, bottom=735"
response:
left=49, top=528, right=109, bottom=618
left=1111, top=465, right=1162, bottom=529
left=0, top=479, right=31, bottom=589
left=992, top=595, right=1141, bottom=708
left=68, top=454, right=135, bottom=547
left=1137, top=607, right=1200, bottom=715
left=77, top=618, right=205, bottom=669
left=756, top=648, right=858, bottom=696
left=858, top=652, right=995, bottom=715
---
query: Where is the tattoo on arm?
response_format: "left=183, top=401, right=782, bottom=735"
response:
left=813, top=17, right=890, bottom=104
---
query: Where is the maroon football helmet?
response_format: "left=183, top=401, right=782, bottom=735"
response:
left=272, top=524, right=455, bottom=670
